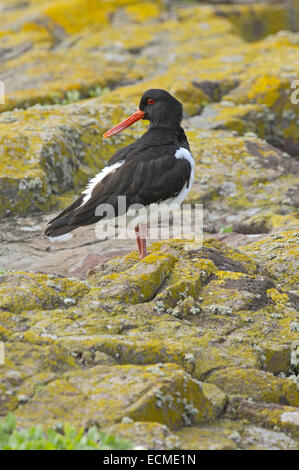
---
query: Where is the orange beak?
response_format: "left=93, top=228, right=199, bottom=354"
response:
left=103, top=109, right=145, bottom=138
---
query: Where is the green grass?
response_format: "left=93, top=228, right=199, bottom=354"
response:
left=0, top=413, right=132, bottom=450
left=219, top=226, right=234, bottom=234
left=49, top=86, right=109, bottom=105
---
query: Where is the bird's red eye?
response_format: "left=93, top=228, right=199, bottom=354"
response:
left=147, top=98, right=155, bottom=105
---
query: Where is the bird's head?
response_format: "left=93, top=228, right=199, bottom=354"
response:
left=139, top=89, right=183, bottom=128
left=103, top=89, right=183, bottom=138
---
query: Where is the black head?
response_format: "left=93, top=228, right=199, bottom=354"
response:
left=103, top=89, right=183, bottom=138
left=139, top=89, right=183, bottom=129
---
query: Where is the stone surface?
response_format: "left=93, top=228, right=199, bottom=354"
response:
left=1, top=1, right=299, bottom=218
left=206, top=367, right=299, bottom=406
left=14, top=362, right=214, bottom=430
left=0, top=0, right=298, bottom=451
left=106, top=421, right=181, bottom=450
left=1, top=238, right=299, bottom=448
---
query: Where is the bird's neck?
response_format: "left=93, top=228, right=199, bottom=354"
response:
left=149, top=120, right=181, bottom=130
left=144, top=126, right=189, bottom=148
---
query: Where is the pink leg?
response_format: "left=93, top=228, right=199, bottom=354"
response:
left=135, top=224, right=148, bottom=259
left=135, top=226, right=142, bottom=257
left=139, top=224, right=148, bottom=260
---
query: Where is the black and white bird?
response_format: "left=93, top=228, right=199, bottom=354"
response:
left=45, top=89, right=194, bottom=259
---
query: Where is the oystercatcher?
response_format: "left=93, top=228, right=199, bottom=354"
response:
left=45, top=89, right=194, bottom=259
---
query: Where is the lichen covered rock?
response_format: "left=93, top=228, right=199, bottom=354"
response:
left=0, top=0, right=299, bottom=451
left=1, top=0, right=299, bottom=217
left=1, top=236, right=298, bottom=448
left=14, top=363, right=214, bottom=430
left=207, top=367, right=299, bottom=406
left=106, top=421, right=181, bottom=450
left=0, top=100, right=140, bottom=216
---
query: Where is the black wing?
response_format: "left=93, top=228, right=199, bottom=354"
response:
left=70, top=152, right=191, bottom=222
left=45, top=148, right=191, bottom=237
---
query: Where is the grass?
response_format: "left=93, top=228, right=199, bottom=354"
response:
left=220, top=226, right=234, bottom=234
left=0, top=413, right=132, bottom=450
left=49, top=86, right=109, bottom=105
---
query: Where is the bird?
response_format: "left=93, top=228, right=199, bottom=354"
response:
left=45, top=89, right=194, bottom=259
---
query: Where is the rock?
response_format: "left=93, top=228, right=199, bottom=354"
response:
left=1, top=2, right=299, bottom=219
left=261, top=342, right=292, bottom=375
left=1, top=238, right=298, bottom=449
left=176, top=418, right=298, bottom=450
left=175, top=424, right=238, bottom=450
left=202, top=382, right=228, bottom=417
left=242, top=228, right=299, bottom=293
left=206, top=367, right=299, bottom=406
left=0, top=101, right=135, bottom=216
left=0, top=0, right=163, bottom=112
left=87, top=251, right=177, bottom=304
left=14, top=363, right=215, bottom=430
left=215, top=2, right=299, bottom=42
left=0, top=0, right=299, bottom=450
left=0, top=271, right=89, bottom=313
left=226, top=398, right=299, bottom=438
left=106, top=421, right=180, bottom=450
left=239, top=425, right=297, bottom=450
left=189, top=132, right=299, bottom=233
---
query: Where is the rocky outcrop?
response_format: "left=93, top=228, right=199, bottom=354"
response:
left=0, top=100, right=135, bottom=216
left=0, top=0, right=298, bottom=450
left=1, top=237, right=298, bottom=449
left=1, top=1, right=299, bottom=218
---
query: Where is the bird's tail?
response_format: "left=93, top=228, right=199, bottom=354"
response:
left=45, top=214, right=79, bottom=237
left=45, top=195, right=85, bottom=237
